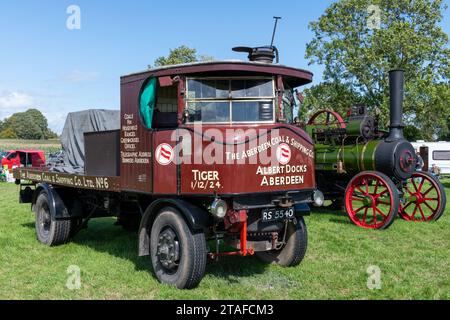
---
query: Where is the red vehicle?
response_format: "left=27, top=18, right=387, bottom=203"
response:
left=2, top=150, right=45, bottom=170
left=14, top=46, right=321, bottom=289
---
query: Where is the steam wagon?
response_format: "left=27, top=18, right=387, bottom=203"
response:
left=305, top=70, right=446, bottom=229
left=14, top=46, right=320, bottom=288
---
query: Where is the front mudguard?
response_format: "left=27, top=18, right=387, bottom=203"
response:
left=138, top=198, right=211, bottom=256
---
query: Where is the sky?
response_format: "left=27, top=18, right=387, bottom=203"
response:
left=0, top=0, right=449, bottom=133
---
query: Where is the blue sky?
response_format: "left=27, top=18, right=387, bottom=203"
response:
left=0, top=0, right=449, bottom=133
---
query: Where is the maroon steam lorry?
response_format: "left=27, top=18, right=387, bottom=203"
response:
left=13, top=46, right=321, bottom=288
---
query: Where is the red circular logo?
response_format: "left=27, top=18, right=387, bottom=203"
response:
left=155, top=143, right=174, bottom=165
left=276, top=143, right=291, bottom=165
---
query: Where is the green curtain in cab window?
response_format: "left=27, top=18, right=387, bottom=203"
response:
left=140, top=77, right=157, bottom=129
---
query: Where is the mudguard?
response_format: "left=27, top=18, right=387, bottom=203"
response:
left=32, top=183, right=70, bottom=220
left=138, top=198, right=211, bottom=256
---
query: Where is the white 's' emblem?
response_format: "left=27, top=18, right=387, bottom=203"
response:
left=276, top=143, right=291, bottom=165
left=155, top=143, right=174, bottom=165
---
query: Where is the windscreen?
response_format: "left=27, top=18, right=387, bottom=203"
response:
left=186, top=78, right=275, bottom=123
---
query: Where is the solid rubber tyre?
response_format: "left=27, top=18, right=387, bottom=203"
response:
left=255, top=217, right=308, bottom=267
left=150, top=207, right=207, bottom=289
left=35, top=192, right=72, bottom=246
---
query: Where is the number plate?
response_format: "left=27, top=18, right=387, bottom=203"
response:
left=261, top=207, right=295, bottom=223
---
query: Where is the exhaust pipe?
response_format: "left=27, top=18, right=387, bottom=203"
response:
left=386, top=69, right=405, bottom=142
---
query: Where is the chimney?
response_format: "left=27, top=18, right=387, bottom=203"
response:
left=232, top=46, right=278, bottom=64
left=386, top=69, right=405, bottom=142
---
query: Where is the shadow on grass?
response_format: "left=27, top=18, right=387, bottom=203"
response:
left=441, top=181, right=450, bottom=189
left=22, top=218, right=268, bottom=281
left=310, top=206, right=356, bottom=225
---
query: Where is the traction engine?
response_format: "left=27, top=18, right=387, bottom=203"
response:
left=305, top=70, right=447, bottom=229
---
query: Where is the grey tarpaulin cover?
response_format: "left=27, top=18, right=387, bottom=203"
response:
left=50, top=109, right=120, bottom=173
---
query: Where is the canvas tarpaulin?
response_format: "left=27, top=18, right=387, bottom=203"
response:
left=50, top=109, right=120, bottom=173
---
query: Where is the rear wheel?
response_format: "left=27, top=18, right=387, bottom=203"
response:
left=399, top=171, right=446, bottom=221
left=255, top=217, right=308, bottom=267
left=345, top=171, right=400, bottom=230
left=150, top=207, right=207, bottom=289
left=35, top=192, right=71, bottom=246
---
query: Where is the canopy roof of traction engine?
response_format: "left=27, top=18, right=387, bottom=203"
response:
left=121, top=60, right=313, bottom=88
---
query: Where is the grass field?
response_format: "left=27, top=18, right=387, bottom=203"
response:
left=0, top=179, right=448, bottom=300
left=0, top=139, right=61, bottom=156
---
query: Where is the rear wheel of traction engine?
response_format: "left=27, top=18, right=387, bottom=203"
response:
left=150, top=207, right=207, bottom=289
left=399, top=171, right=446, bottom=221
left=255, top=217, right=307, bottom=267
left=345, top=171, right=400, bottom=230
left=35, top=191, right=72, bottom=246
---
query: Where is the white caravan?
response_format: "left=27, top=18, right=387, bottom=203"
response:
left=412, top=141, right=450, bottom=175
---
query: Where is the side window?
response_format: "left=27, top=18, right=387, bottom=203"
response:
left=19, top=152, right=27, bottom=165
left=433, top=151, right=450, bottom=161
left=139, top=77, right=179, bottom=129
left=7, top=152, right=17, bottom=160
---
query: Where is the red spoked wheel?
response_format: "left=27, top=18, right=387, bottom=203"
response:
left=307, top=110, right=346, bottom=129
left=399, top=171, right=446, bottom=222
left=345, top=171, right=400, bottom=230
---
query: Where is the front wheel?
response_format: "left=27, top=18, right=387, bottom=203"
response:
left=150, top=207, right=207, bottom=289
left=255, top=217, right=308, bottom=267
left=345, top=171, right=400, bottom=230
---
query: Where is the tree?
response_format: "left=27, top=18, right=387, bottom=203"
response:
left=300, top=82, right=364, bottom=121
left=153, top=46, right=199, bottom=67
left=0, top=109, right=56, bottom=140
left=152, top=45, right=214, bottom=68
left=304, top=0, right=450, bottom=140
left=7, top=112, right=43, bottom=139
left=25, top=109, right=48, bottom=136
left=0, top=127, right=17, bottom=139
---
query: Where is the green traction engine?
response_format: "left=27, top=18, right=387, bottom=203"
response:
left=305, top=70, right=446, bottom=229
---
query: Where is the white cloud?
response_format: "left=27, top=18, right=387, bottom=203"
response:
left=64, top=70, right=99, bottom=82
left=0, top=91, right=34, bottom=109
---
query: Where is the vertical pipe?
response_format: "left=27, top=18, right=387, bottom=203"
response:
left=239, top=214, right=248, bottom=256
left=387, top=69, right=405, bottom=141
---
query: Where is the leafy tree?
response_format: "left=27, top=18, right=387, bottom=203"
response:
left=300, top=82, right=364, bottom=121
left=0, top=127, right=17, bottom=139
left=153, top=46, right=199, bottom=67
left=0, top=109, right=55, bottom=140
left=152, top=46, right=214, bottom=68
left=304, top=0, right=450, bottom=140
left=8, top=113, right=43, bottom=139
left=404, top=125, right=424, bottom=141
left=25, top=109, right=48, bottom=136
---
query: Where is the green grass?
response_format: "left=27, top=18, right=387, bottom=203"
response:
left=0, top=180, right=449, bottom=300
left=0, top=139, right=61, bottom=155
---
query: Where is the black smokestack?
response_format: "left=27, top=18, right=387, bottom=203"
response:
left=387, top=69, right=405, bottom=142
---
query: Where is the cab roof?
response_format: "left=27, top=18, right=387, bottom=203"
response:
left=121, top=60, right=313, bottom=88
